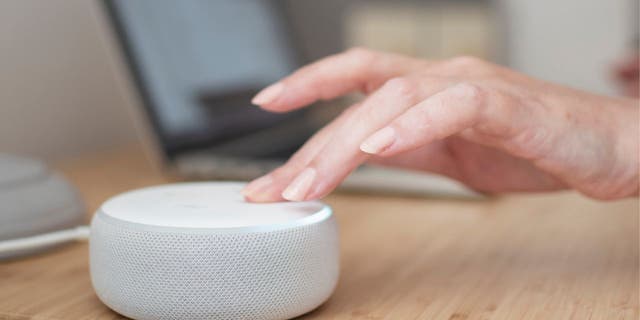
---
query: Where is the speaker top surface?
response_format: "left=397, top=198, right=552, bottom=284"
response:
left=100, top=182, right=329, bottom=229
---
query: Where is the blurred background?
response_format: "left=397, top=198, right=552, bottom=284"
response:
left=0, top=0, right=637, bottom=161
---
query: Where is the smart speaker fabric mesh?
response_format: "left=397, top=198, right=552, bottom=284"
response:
left=90, top=211, right=339, bottom=320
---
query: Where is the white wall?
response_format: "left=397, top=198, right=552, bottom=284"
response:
left=501, top=0, right=633, bottom=95
left=0, top=0, right=137, bottom=160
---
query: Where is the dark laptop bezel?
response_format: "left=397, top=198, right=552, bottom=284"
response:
left=102, top=0, right=308, bottom=161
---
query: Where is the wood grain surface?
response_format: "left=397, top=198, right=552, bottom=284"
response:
left=0, top=146, right=638, bottom=320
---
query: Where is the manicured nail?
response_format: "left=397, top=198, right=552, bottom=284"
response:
left=360, top=127, right=396, bottom=154
left=282, top=168, right=316, bottom=201
left=252, top=82, right=284, bottom=105
left=241, top=175, right=273, bottom=198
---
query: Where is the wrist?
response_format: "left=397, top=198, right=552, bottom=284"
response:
left=554, top=96, right=639, bottom=200
left=610, top=99, right=639, bottom=198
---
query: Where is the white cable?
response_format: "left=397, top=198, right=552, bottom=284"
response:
left=0, top=226, right=90, bottom=254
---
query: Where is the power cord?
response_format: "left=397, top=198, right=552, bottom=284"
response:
left=0, top=226, right=90, bottom=254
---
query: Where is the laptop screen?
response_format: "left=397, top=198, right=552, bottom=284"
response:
left=106, top=0, right=320, bottom=160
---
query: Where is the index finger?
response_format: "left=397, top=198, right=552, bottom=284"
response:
left=251, top=48, right=425, bottom=112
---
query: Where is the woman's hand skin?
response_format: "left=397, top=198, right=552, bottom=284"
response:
left=613, top=52, right=639, bottom=98
left=242, top=48, right=639, bottom=202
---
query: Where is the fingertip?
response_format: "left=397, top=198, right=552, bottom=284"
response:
left=254, top=103, right=295, bottom=114
left=241, top=175, right=282, bottom=203
left=252, top=82, right=284, bottom=106
left=242, top=187, right=286, bottom=203
left=243, top=193, right=283, bottom=203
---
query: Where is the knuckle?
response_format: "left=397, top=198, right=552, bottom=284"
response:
left=383, top=77, right=417, bottom=98
left=342, top=47, right=378, bottom=85
left=452, top=82, right=485, bottom=102
left=447, top=82, right=488, bottom=123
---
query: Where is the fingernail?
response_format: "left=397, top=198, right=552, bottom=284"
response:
left=282, top=168, right=316, bottom=201
left=252, top=82, right=284, bottom=105
left=242, top=175, right=273, bottom=197
left=360, top=127, right=396, bottom=154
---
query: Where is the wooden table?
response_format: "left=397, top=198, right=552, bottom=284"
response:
left=1, top=147, right=638, bottom=319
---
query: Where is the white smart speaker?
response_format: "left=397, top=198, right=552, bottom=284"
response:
left=89, top=182, right=339, bottom=320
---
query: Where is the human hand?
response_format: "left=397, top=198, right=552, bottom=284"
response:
left=613, top=52, right=639, bottom=98
left=242, top=48, right=639, bottom=202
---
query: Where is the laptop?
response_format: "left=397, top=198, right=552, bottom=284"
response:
left=101, top=0, right=478, bottom=198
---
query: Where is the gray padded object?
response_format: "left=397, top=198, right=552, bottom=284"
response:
left=90, top=183, right=340, bottom=320
left=0, top=154, right=85, bottom=258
